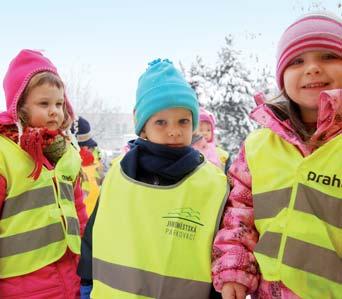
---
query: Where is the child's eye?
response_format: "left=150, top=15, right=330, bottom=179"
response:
left=39, top=101, right=49, bottom=106
left=56, top=102, right=63, bottom=107
left=288, top=57, right=303, bottom=66
left=322, top=53, right=340, bottom=60
left=155, top=120, right=166, bottom=126
left=179, top=119, right=190, bottom=125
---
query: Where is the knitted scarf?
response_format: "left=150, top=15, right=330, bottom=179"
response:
left=0, top=124, right=67, bottom=180
left=121, top=138, right=202, bottom=184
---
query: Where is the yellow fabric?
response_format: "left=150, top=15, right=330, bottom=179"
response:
left=93, top=280, right=153, bottom=299
left=0, top=135, right=82, bottom=278
left=215, top=146, right=229, bottom=168
left=81, top=157, right=102, bottom=216
left=92, top=160, right=227, bottom=298
left=245, top=129, right=342, bottom=299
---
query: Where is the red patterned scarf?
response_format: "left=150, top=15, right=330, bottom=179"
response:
left=0, top=125, right=67, bottom=180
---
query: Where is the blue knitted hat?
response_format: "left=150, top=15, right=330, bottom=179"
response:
left=134, top=58, right=199, bottom=135
left=71, top=116, right=98, bottom=148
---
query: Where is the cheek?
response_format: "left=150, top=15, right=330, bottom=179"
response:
left=200, top=128, right=208, bottom=135
left=184, top=132, right=193, bottom=145
left=283, top=76, right=296, bottom=98
left=26, top=107, right=40, bottom=120
left=186, top=127, right=194, bottom=138
left=335, top=69, right=342, bottom=88
left=58, top=108, right=65, bottom=117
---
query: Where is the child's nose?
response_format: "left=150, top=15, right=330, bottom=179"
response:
left=168, top=126, right=181, bottom=137
left=49, top=105, right=58, bottom=115
left=305, top=62, right=322, bottom=76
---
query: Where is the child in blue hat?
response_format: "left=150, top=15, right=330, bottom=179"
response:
left=78, top=59, right=228, bottom=299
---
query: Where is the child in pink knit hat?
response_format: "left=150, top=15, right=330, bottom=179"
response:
left=212, top=12, right=341, bottom=299
left=0, top=49, right=87, bottom=298
left=192, top=107, right=229, bottom=170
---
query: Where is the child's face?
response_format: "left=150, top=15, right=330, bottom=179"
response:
left=199, top=121, right=212, bottom=142
left=23, top=83, right=65, bottom=130
left=283, top=50, right=342, bottom=122
left=141, top=107, right=193, bottom=147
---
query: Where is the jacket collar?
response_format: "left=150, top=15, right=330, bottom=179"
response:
left=250, top=89, right=341, bottom=156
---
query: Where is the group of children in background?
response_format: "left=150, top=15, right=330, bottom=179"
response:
left=0, top=11, right=340, bottom=299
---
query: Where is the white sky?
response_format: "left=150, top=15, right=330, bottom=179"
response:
left=0, top=0, right=340, bottom=112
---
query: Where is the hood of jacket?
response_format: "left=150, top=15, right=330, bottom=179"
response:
left=250, top=89, right=341, bottom=156
left=0, top=49, right=74, bottom=125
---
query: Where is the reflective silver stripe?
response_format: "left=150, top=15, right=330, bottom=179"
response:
left=254, top=231, right=282, bottom=258
left=214, top=187, right=229, bottom=234
left=295, top=183, right=342, bottom=228
left=59, top=182, right=74, bottom=201
left=66, top=217, right=80, bottom=235
left=253, top=188, right=291, bottom=219
left=0, top=223, right=64, bottom=258
left=2, top=187, right=55, bottom=219
left=93, top=258, right=211, bottom=298
left=283, top=237, right=342, bottom=283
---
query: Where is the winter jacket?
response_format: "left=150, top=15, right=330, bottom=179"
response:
left=212, top=89, right=342, bottom=299
left=192, top=135, right=222, bottom=169
left=195, top=107, right=229, bottom=170
left=0, top=132, right=88, bottom=299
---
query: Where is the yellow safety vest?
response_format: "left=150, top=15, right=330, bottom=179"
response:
left=216, top=147, right=229, bottom=170
left=81, top=157, right=102, bottom=216
left=0, top=135, right=82, bottom=278
left=245, top=128, right=342, bottom=299
left=92, top=159, right=228, bottom=299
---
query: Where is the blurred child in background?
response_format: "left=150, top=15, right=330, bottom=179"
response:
left=192, top=107, right=229, bottom=171
left=71, top=116, right=104, bottom=216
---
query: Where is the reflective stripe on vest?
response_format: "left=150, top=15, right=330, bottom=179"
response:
left=245, top=129, right=342, bottom=299
left=93, top=258, right=213, bottom=299
left=92, top=160, right=228, bottom=299
left=0, top=136, right=82, bottom=278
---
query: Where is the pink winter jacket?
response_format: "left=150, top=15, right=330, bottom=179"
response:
left=192, top=136, right=222, bottom=168
left=212, top=89, right=342, bottom=298
left=0, top=150, right=88, bottom=299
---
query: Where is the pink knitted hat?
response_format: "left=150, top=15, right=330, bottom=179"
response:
left=0, top=49, right=74, bottom=125
left=199, top=107, right=216, bottom=142
left=276, top=12, right=342, bottom=89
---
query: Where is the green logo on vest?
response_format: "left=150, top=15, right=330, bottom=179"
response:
left=162, top=208, right=203, bottom=241
left=307, top=171, right=341, bottom=188
left=62, top=175, right=73, bottom=182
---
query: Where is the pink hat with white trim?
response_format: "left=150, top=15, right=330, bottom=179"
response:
left=276, top=12, right=342, bottom=89
left=0, top=49, right=74, bottom=125
left=199, top=107, right=216, bottom=142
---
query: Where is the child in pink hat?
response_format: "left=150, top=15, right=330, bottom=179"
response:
left=0, top=49, right=87, bottom=298
left=192, top=107, right=229, bottom=170
left=212, top=12, right=341, bottom=299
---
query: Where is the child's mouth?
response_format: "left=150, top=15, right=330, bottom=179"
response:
left=302, top=82, right=329, bottom=89
left=167, top=144, right=184, bottom=148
